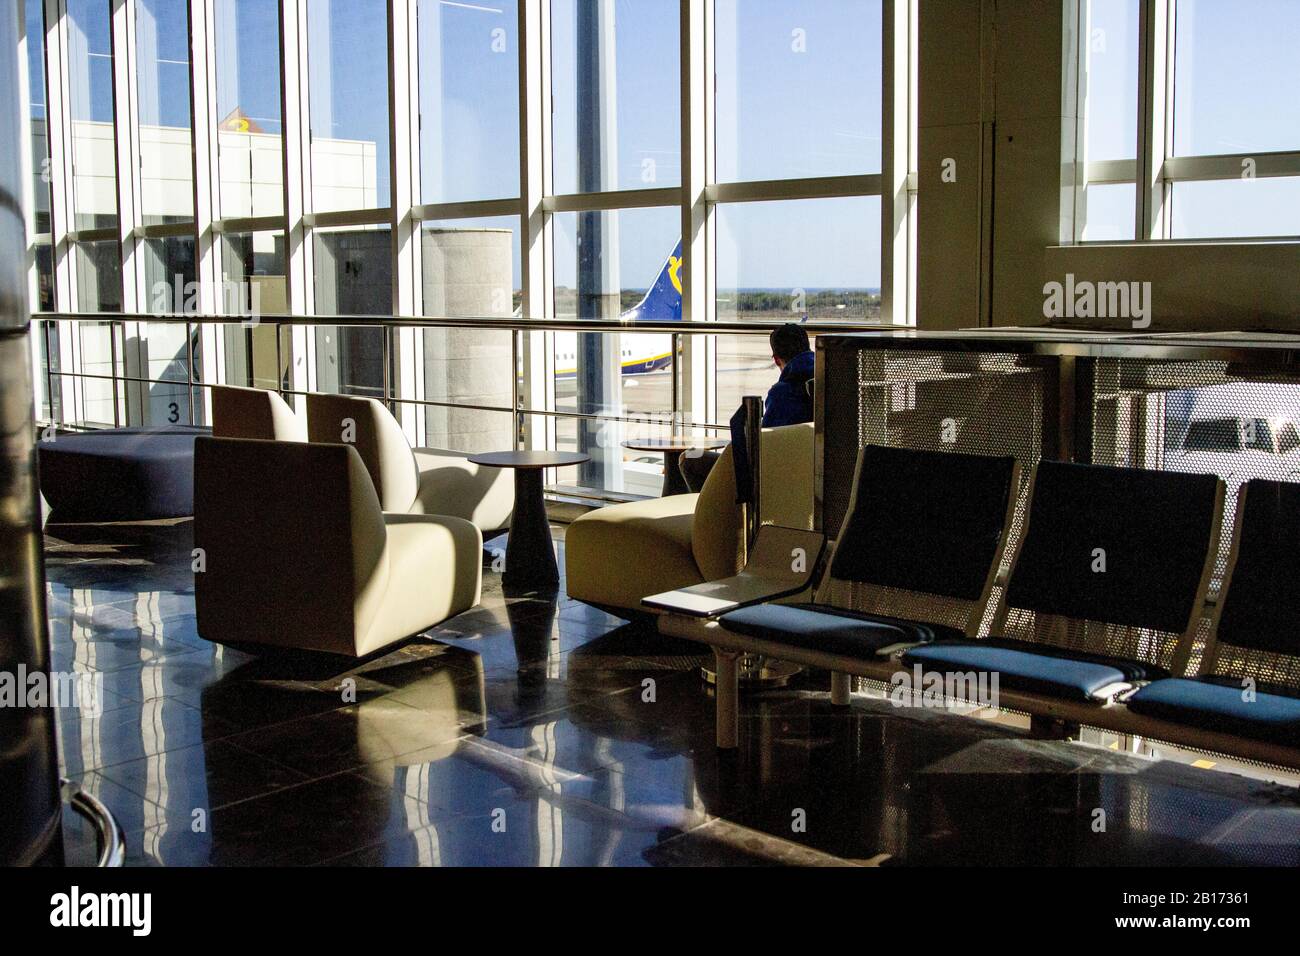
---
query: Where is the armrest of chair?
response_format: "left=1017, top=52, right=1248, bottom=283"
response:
left=642, top=525, right=825, bottom=617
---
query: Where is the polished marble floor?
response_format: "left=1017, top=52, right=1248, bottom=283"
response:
left=48, top=518, right=1300, bottom=867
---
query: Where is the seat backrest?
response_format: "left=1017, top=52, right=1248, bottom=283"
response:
left=688, top=423, right=816, bottom=581
left=193, top=436, right=387, bottom=654
left=759, top=422, right=815, bottom=530
left=995, top=460, right=1224, bottom=673
left=816, top=445, right=1020, bottom=635
left=211, top=385, right=306, bottom=442
left=306, top=393, right=419, bottom=512
left=1204, top=479, right=1300, bottom=691
left=692, top=443, right=744, bottom=581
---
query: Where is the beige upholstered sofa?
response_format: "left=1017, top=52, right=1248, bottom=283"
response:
left=564, top=423, right=815, bottom=615
left=194, top=436, right=482, bottom=657
left=210, top=384, right=307, bottom=442
left=305, top=392, right=514, bottom=535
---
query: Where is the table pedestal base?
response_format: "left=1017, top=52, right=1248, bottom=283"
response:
left=502, top=468, right=558, bottom=590
left=661, top=450, right=689, bottom=497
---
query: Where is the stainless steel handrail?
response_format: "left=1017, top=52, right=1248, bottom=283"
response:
left=33, top=312, right=906, bottom=335
left=62, top=778, right=126, bottom=867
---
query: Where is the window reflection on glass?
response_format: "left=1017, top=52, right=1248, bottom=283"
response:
left=551, top=0, right=680, bottom=195
left=214, top=0, right=284, bottom=218
left=313, top=226, right=392, bottom=398
left=419, top=0, right=519, bottom=204
left=1079, top=181, right=1136, bottom=241
left=136, top=0, right=194, bottom=224
left=143, top=236, right=197, bottom=315
left=715, top=0, right=881, bottom=183
left=221, top=230, right=288, bottom=314
left=1170, top=178, right=1300, bottom=239
left=220, top=231, right=288, bottom=391
left=74, top=239, right=122, bottom=312
left=307, top=0, right=391, bottom=213
left=67, top=0, right=117, bottom=230
left=715, top=197, right=881, bottom=322
left=1173, top=0, right=1300, bottom=157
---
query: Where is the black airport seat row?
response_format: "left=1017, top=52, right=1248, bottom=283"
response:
left=670, top=444, right=1300, bottom=765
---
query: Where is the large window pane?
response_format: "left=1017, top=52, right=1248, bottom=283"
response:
left=67, top=0, right=116, bottom=230
left=123, top=319, right=198, bottom=426
left=1170, top=177, right=1300, bottom=239
left=313, top=226, right=392, bottom=397
left=1082, top=0, right=1138, bottom=163
left=551, top=0, right=680, bottom=195
left=715, top=197, right=881, bottom=322
left=1080, top=181, right=1136, bottom=240
left=307, top=0, right=391, bottom=213
left=221, top=230, right=288, bottom=315
left=553, top=206, right=679, bottom=492
left=418, top=218, right=519, bottom=452
left=418, top=0, right=519, bottom=204
left=136, top=0, right=194, bottom=224
left=1173, top=0, right=1300, bottom=157
left=214, top=0, right=284, bottom=218
left=143, top=236, right=197, bottom=314
left=74, top=239, right=122, bottom=312
left=220, top=231, right=289, bottom=391
left=65, top=320, right=122, bottom=427
left=25, top=0, right=51, bottom=235
left=715, top=0, right=881, bottom=183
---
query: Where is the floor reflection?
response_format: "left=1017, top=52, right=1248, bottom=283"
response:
left=47, top=519, right=1300, bottom=867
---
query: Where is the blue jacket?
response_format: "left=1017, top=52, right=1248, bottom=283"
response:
left=763, top=350, right=815, bottom=427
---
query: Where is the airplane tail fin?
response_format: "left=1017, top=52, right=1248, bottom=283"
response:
left=622, top=241, right=683, bottom=322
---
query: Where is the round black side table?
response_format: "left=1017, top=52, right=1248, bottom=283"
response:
left=468, top=450, right=589, bottom=589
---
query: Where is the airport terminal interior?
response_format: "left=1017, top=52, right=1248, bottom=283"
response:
left=4, top=0, right=1300, bottom=871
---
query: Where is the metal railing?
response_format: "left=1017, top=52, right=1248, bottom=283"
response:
left=32, top=312, right=908, bottom=500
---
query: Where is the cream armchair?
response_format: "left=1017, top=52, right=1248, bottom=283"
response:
left=306, top=393, right=513, bottom=536
left=211, top=384, right=307, bottom=442
left=194, top=436, right=482, bottom=657
left=565, top=423, right=815, bottom=615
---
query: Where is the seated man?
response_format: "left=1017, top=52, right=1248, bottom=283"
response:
left=680, top=323, right=815, bottom=492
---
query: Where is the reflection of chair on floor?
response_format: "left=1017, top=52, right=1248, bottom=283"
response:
left=306, top=393, right=513, bottom=537
left=194, top=436, right=482, bottom=656
left=565, top=423, right=814, bottom=616
left=197, top=651, right=488, bottom=865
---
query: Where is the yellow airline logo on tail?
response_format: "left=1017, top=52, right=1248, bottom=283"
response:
left=668, top=255, right=683, bottom=295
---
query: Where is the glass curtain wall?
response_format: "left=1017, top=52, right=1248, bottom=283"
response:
left=26, top=0, right=911, bottom=497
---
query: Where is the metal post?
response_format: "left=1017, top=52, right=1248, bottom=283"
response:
left=741, top=393, right=763, bottom=555
left=575, top=0, right=620, bottom=490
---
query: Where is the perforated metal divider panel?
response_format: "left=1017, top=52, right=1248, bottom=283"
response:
left=817, top=339, right=1057, bottom=635
left=1089, top=356, right=1300, bottom=678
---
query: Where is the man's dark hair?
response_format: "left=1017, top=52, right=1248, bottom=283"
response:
left=770, top=323, right=811, bottom=363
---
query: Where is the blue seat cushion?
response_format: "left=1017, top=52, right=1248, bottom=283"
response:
left=718, top=603, right=964, bottom=661
left=1127, top=677, right=1300, bottom=748
left=902, top=638, right=1166, bottom=701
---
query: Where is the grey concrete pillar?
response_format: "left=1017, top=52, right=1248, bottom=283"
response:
left=420, top=227, right=513, bottom=452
